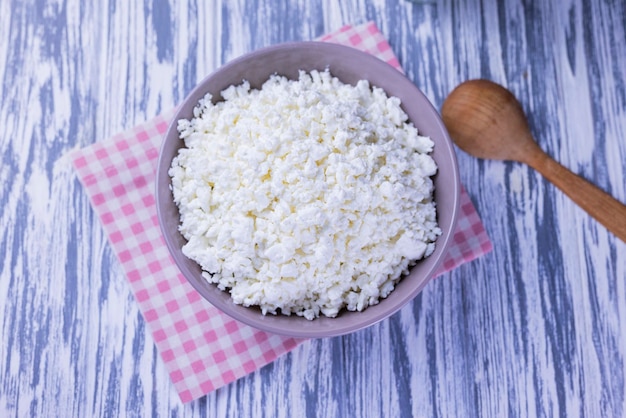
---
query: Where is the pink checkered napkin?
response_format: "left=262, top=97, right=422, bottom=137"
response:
left=71, top=21, right=492, bottom=403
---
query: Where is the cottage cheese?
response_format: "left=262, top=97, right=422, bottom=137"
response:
left=169, top=70, right=440, bottom=320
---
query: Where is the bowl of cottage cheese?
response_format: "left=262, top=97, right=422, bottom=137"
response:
left=156, top=42, right=460, bottom=337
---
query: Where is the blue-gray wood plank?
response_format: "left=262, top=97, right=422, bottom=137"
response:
left=1, top=0, right=624, bottom=417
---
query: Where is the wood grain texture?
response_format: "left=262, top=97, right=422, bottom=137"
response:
left=1, top=0, right=624, bottom=417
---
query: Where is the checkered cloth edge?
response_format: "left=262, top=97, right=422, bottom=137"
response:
left=71, top=21, right=492, bottom=403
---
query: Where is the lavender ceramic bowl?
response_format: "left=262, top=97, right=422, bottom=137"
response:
left=156, top=42, right=460, bottom=338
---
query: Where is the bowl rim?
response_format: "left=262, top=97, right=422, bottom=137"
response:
left=156, top=41, right=460, bottom=338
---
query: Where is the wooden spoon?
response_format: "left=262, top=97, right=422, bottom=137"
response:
left=441, top=79, right=626, bottom=242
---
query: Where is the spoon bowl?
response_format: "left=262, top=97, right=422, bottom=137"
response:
left=441, top=79, right=626, bottom=242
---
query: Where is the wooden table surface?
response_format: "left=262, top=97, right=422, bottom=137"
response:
left=2, top=0, right=625, bottom=416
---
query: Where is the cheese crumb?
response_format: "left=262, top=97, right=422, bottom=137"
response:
left=170, top=69, right=440, bottom=320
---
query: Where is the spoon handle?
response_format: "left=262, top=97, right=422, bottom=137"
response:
left=530, top=152, right=626, bottom=242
